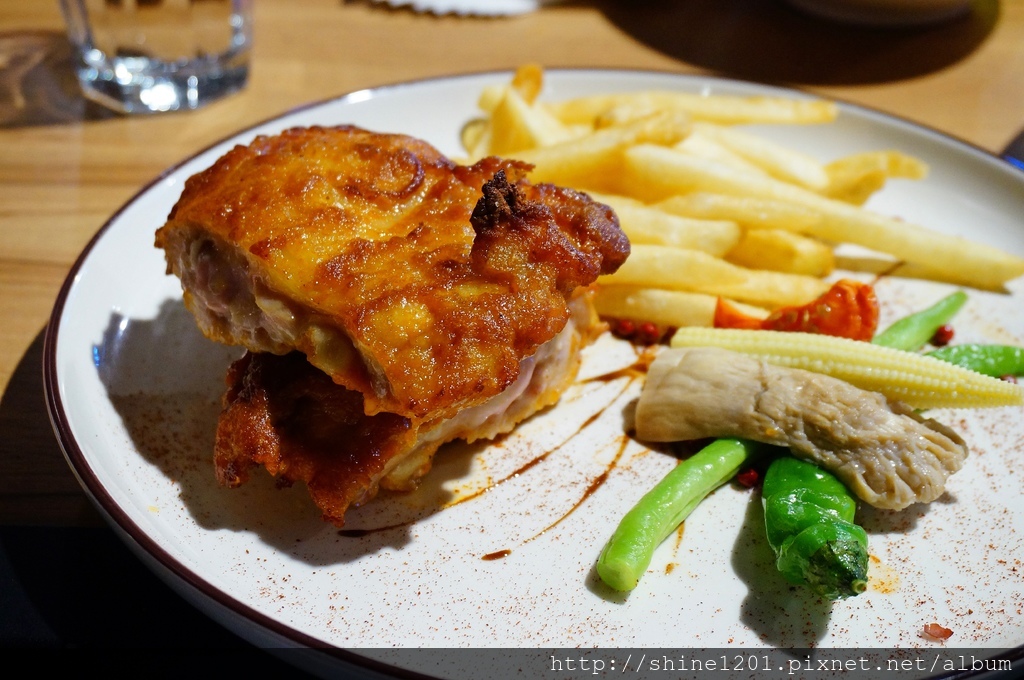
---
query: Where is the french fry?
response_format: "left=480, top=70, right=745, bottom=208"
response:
left=593, top=102, right=660, bottom=129
left=594, top=285, right=768, bottom=329
left=478, top=63, right=546, bottom=112
left=470, top=65, right=576, bottom=159
left=510, top=63, right=544, bottom=104
left=725, top=229, right=835, bottom=277
left=621, top=144, right=1024, bottom=289
left=828, top=150, right=928, bottom=181
left=477, top=85, right=505, bottom=114
left=512, top=111, right=690, bottom=190
left=486, top=86, right=575, bottom=156
left=468, top=67, right=1023, bottom=296
left=675, top=132, right=771, bottom=178
left=834, top=255, right=1024, bottom=291
left=824, top=170, right=887, bottom=205
left=691, top=122, right=830, bottom=190
left=599, top=244, right=830, bottom=307
left=545, top=91, right=838, bottom=126
left=824, top=151, right=929, bottom=204
left=587, top=192, right=741, bottom=256
left=461, top=118, right=490, bottom=158
left=658, top=192, right=824, bottom=232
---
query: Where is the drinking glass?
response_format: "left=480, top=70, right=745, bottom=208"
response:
left=59, top=0, right=252, bottom=114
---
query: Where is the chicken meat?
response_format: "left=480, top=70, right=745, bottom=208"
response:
left=155, top=125, right=630, bottom=524
left=214, top=292, right=596, bottom=524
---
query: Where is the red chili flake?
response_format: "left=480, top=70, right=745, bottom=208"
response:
left=930, top=324, right=955, bottom=346
left=922, top=622, right=954, bottom=640
left=637, top=321, right=661, bottom=345
left=613, top=319, right=636, bottom=339
left=735, top=468, right=760, bottom=488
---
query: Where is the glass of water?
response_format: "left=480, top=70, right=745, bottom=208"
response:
left=59, top=0, right=252, bottom=115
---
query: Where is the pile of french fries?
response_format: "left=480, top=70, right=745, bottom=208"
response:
left=461, top=65, right=1024, bottom=331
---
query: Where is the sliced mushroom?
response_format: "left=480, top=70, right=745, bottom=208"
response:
left=635, top=347, right=968, bottom=510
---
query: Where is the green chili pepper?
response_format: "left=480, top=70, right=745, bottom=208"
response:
left=872, top=290, right=967, bottom=351
left=926, top=343, right=1024, bottom=378
left=761, top=456, right=868, bottom=600
left=596, top=438, right=757, bottom=592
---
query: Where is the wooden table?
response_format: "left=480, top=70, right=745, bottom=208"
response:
left=1, top=0, right=1022, bottom=653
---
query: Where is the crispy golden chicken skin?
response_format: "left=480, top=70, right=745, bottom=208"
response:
left=157, top=125, right=629, bottom=421
left=214, top=351, right=417, bottom=523
left=157, top=125, right=629, bottom=524
left=216, top=290, right=597, bottom=525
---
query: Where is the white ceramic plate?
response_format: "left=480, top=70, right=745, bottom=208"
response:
left=45, top=70, right=1024, bottom=676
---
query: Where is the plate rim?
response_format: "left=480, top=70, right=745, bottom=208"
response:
left=41, top=67, right=1024, bottom=671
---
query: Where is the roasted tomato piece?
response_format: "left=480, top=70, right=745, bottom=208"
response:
left=715, top=280, right=879, bottom=341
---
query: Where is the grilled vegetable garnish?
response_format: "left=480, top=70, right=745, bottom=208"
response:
left=872, top=290, right=967, bottom=351
left=715, top=279, right=878, bottom=341
left=927, top=344, right=1024, bottom=378
left=597, top=438, right=757, bottom=592
left=635, top=346, right=969, bottom=511
left=670, top=327, right=1024, bottom=410
left=762, top=456, right=868, bottom=600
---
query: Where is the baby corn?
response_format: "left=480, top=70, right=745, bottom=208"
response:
left=670, top=327, right=1024, bottom=410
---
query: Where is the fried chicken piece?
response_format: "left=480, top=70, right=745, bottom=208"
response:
left=215, top=292, right=600, bottom=525
left=214, top=351, right=416, bottom=522
left=156, top=126, right=629, bottom=421
left=157, top=125, right=629, bottom=524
